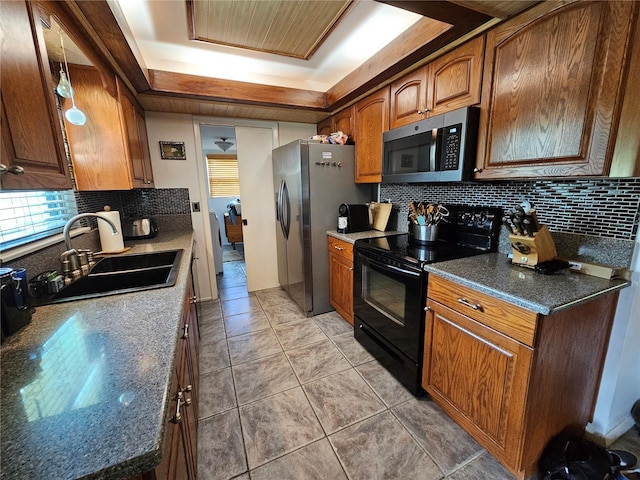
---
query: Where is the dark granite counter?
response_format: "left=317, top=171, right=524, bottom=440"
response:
left=327, top=229, right=404, bottom=244
left=423, top=252, right=631, bottom=315
left=0, top=231, right=194, bottom=480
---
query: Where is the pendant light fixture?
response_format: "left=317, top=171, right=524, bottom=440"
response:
left=57, top=31, right=86, bottom=126
left=215, top=138, right=234, bottom=152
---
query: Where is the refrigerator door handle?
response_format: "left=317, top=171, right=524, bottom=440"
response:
left=282, top=179, right=291, bottom=239
left=277, top=179, right=287, bottom=238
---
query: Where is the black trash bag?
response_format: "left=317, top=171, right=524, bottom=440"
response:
left=538, top=430, right=614, bottom=480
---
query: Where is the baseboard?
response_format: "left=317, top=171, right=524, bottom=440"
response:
left=586, top=415, right=636, bottom=447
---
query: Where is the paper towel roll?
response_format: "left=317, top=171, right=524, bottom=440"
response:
left=97, top=207, right=124, bottom=253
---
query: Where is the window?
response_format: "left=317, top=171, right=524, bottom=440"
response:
left=0, top=190, right=78, bottom=251
left=207, top=154, right=240, bottom=197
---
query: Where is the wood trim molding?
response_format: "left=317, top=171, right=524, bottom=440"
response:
left=149, top=70, right=327, bottom=110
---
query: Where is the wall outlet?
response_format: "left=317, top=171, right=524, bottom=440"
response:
left=568, top=261, right=582, bottom=271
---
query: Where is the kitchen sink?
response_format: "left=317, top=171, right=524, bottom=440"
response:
left=33, top=249, right=183, bottom=305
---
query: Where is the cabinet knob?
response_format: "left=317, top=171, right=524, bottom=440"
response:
left=0, top=164, right=7, bottom=175
left=424, top=306, right=430, bottom=312
left=334, top=245, right=343, bottom=251
left=417, top=110, right=423, bottom=115
left=8, top=165, right=25, bottom=175
left=473, top=167, right=483, bottom=173
left=145, top=180, right=152, bottom=184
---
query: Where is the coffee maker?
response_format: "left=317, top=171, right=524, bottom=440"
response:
left=337, top=203, right=370, bottom=233
left=1, top=267, right=32, bottom=342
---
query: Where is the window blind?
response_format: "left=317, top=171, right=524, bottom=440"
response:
left=0, top=190, right=78, bottom=251
left=207, top=155, right=240, bottom=197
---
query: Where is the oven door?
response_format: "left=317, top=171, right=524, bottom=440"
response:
left=353, top=248, right=425, bottom=362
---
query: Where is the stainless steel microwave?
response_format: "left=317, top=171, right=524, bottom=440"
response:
left=382, top=106, right=480, bottom=183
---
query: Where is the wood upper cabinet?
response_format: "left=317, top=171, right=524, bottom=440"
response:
left=427, top=35, right=484, bottom=117
left=389, top=66, right=428, bottom=129
left=316, top=105, right=355, bottom=142
left=118, top=81, right=154, bottom=187
left=328, top=236, right=355, bottom=325
left=475, top=1, right=638, bottom=179
left=354, top=88, right=389, bottom=183
left=0, top=0, right=71, bottom=190
left=63, top=66, right=154, bottom=191
left=389, top=36, right=484, bottom=129
left=424, top=275, right=619, bottom=479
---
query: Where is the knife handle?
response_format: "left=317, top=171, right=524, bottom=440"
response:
left=511, top=216, right=525, bottom=236
left=523, top=218, right=535, bottom=237
left=502, top=217, right=516, bottom=234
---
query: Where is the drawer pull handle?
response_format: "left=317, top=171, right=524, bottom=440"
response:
left=171, top=392, right=185, bottom=424
left=334, top=245, right=343, bottom=251
left=458, top=297, right=482, bottom=311
left=182, top=323, right=189, bottom=339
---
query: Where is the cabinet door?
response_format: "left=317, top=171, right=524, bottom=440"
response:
left=317, top=117, right=332, bottom=137
left=427, top=36, right=484, bottom=116
left=423, top=300, right=532, bottom=471
left=63, top=65, right=133, bottom=190
left=476, top=1, right=636, bottom=179
left=333, top=105, right=355, bottom=142
left=118, top=79, right=154, bottom=188
left=355, top=88, right=389, bottom=183
left=389, top=66, right=428, bottom=129
left=0, top=1, right=71, bottom=190
left=328, top=249, right=354, bottom=325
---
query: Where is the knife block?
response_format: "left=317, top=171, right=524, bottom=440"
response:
left=509, top=224, right=557, bottom=267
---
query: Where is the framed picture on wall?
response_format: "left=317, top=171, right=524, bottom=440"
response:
left=159, top=141, right=186, bottom=160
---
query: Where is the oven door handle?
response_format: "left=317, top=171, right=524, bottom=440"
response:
left=356, top=252, right=421, bottom=279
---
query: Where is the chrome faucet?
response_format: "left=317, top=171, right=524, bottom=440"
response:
left=60, top=213, right=118, bottom=282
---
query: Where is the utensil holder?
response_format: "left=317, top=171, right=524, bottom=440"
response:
left=509, top=224, right=557, bottom=267
left=410, top=223, right=439, bottom=244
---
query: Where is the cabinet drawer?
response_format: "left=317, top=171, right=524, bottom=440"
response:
left=328, top=236, right=353, bottom=261
left=428, top=276, right=538, bottom=347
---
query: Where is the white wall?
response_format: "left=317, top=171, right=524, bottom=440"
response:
left=145, top=112, right=317, bottom=301
left=588, top=233, right=640, bottom=444
left=144, top=112, right=213, bottom=301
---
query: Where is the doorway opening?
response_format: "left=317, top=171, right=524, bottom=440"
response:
left=199, top=124, right=246, bottom=287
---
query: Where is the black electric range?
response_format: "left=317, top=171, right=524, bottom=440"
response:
left=352, top=205, right=502, bottom=394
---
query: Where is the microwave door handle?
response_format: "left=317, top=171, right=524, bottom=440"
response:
left=429, top=128, right=438, bottom=172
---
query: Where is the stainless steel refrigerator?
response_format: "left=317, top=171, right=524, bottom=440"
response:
left=273, top=140, right=372, bottom=316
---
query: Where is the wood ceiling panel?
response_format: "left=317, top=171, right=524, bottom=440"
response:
left=188, top=0, right=352, bottom=59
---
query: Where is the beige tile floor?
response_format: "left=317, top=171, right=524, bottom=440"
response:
left=198, top=258, right=640, bottom=480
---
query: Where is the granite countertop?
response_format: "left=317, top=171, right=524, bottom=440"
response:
left=423, top=252, right=631, bottom=315
left=0, top=231, right=194, bottom=480
left=327, top=229, right=405, bottom=244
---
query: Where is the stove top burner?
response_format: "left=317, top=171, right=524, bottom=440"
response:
left=355, top=205, right=503, bottom=269
left=358, top=234, right=480, bottom=267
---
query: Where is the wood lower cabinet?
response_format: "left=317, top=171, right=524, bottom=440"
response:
left=63, top=66, right=154, bottom=190
left=354, top=88, right=389, bottom=183
left=475, top=1, right=638, bottom=179
left=423, top=275, right=619, bottom=479
left=0, top=0, right=71, bottom=190
left=328, top=236, right=355, bottom=325
left=138, top=274, right=199, bottom=480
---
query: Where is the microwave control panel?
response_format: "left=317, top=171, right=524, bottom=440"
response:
left=441, top=123, right=462, bottom=170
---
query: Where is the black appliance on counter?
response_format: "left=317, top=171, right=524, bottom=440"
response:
left=337, top=203, right=370, bottom=234
left=353, top=205, right=502, bottom=394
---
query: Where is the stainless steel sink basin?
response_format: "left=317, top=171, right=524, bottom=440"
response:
left=34, top=249, right=183, bottom=305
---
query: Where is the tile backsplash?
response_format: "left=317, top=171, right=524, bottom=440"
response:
left=381, top=177, right=640, bottom=240
left=381, top=177, right=640, bottom=268
left=75, top=188, right=191, bottom=227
